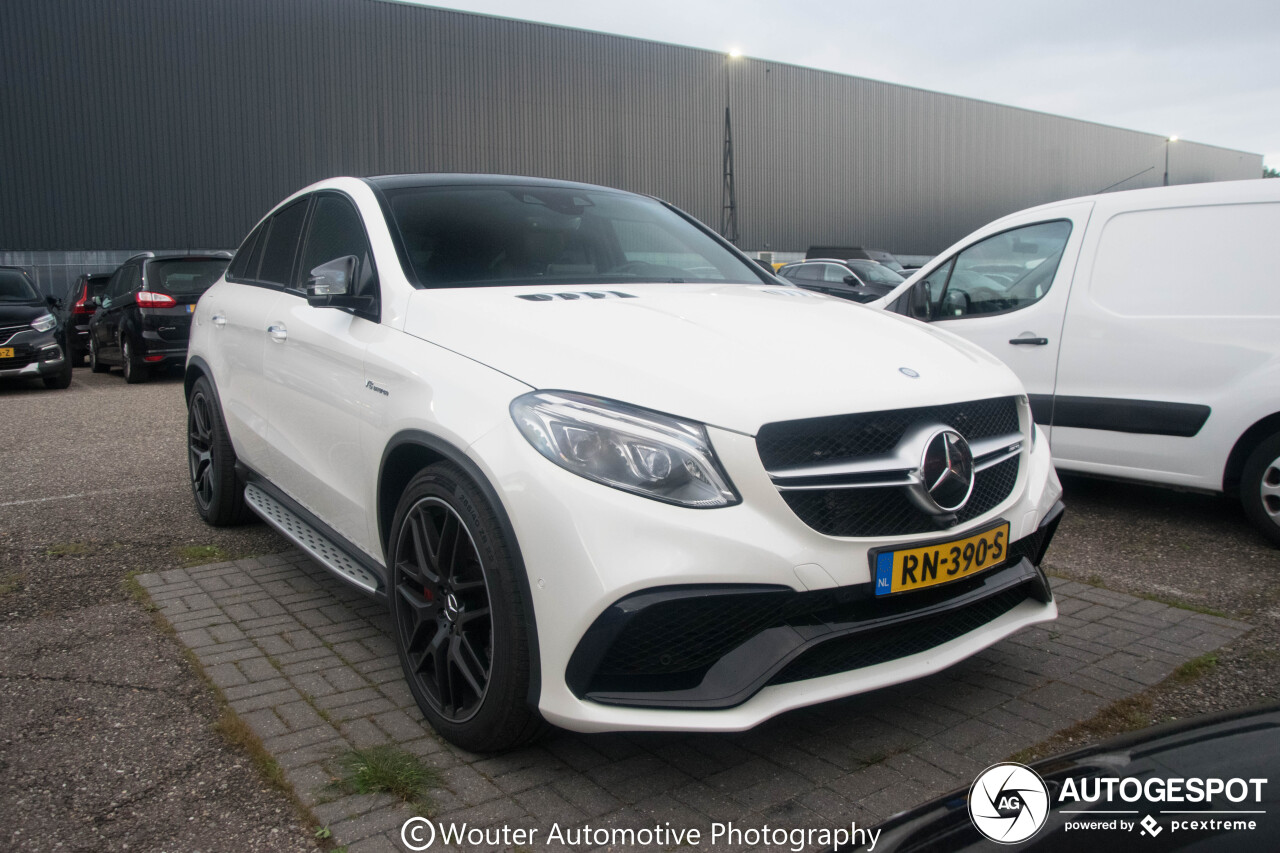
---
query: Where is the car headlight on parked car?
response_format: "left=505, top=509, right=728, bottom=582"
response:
left=511, top=391, right=740, bottom=508
left=31, top=313, right=56, bottom=333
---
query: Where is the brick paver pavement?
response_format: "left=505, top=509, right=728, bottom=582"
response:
left=139, top=551, right=1250, bottom=853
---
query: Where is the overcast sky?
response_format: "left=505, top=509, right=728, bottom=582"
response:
left=411, top=0, right=1278, bottom=170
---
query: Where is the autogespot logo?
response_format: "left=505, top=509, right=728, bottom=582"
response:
left=969, top=762, right=1051, bottom=844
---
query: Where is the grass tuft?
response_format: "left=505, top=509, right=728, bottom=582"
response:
left=45, top=541, right=93, bottom=557
left=1168, top=652, right=1218, bottom=684
left=215, top=708, right=288, bottom=791
left=334, top=745, right=443, bottom=811
left=177, top=544, right=233, bottom=567
left=0, top=572, right=23, bottom=597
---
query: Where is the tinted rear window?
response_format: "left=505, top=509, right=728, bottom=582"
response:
left=384, top=185, right=764, bottom=288
left=147, top=259, right=229, bottom=295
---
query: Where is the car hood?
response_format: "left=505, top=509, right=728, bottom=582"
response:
left=402, top=282, right=1024, bottom=434
left=0, top=302, right=51, bottom=327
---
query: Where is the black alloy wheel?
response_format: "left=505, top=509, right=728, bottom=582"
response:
left=394, top=496, right=494, bottom=723
left=186, top=376, right=251, bottom=526
left=122, top=335, right=146, bottom=384
left=388, top=463, right=543, bottom=752
left=188, top=390, right=217, bottom=514
left=89, top=335, right=108, bottom=373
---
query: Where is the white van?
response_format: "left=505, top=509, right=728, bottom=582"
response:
left=871, top=178, right=1280, bottom=545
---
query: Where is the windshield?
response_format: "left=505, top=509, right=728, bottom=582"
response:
left=147, top=259, right=229, bottom=295
left=384, top=185, right=765, bottom=288
left=846, top=260, right=905, bottom=286
left=0, top=269, right=40, bottom=302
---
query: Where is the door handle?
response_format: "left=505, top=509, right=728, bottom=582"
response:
left=1009, top=337, right=1049, bottom=346
left=211, top=313, right=227, bottom=327
left=267, top=324, right=287, bottom=342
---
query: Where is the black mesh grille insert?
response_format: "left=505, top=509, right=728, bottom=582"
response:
left=781, top=455, right=1019, bottom=537
left=758, top=397, right=1021, bottom=538
left=757, top=397, right=1019, bottom=470
left=595, top=592, right=792, bottom=676
left=767, top=585, right=1031, bottom=685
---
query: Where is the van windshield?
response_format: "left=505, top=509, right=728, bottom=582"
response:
left=383, top=185, right=765, bottom=288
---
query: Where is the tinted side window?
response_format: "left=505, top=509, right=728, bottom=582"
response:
left=297, top=195, right=377, bottom=299
left=793, top=264, right=822, bottom=282
left=228, top=222, right=265, bottom=280
left=823, top=264, right=851, bottom=283
left=107, top=264, right=139, bottom=299
left=258, top=199, right=309, bottom=286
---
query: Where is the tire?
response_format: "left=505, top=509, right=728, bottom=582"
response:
left=43, top=358, right=73, bottom=389
left=1241, top=432, right=1280, bottom=547
left=89, top=336, right=109, bottom=373
left=187, top=376, right=253, bottom=526
left=122, top=335, right=147, bottom=384
left=388, top=462, right=544, bottom=752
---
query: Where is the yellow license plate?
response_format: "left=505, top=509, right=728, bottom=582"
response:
left=0, top=347, right=13, bottom=359
left=873, top=522, right=1010, bottom=596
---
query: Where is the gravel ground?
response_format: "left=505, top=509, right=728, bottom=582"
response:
left=2, top=367, right=1277, bottom=850
left=0, top=369, right=312, bottom=853
left=1045, top=472, right=1280, bottom=730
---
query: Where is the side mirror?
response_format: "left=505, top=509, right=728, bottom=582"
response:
left=907, top=282, right=933, bottom=321
left=46, top=294, right=62, bottom=310
left=306, top=256, right=357, bottom=306
left=941, top=289, right=968, bottom=317
left=843, top=274, right=858, bottom=285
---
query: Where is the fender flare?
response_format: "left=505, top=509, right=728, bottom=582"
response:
left=378, top=429, right=543, bottom=710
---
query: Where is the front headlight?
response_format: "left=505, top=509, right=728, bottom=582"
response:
left=31, top=313, right=56, bottom=333
left=510, top=391, right=740, bottom=508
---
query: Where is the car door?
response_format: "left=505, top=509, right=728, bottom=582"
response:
left=97, top=262, right=139, bottom=361
left=889, top=203, right=1093, bottom=438
left=260, top=192, right=389, bottom=557
left=206, top=202, right=308, bottom=472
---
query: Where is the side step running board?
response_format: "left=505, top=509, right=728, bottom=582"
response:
left=244, top=483, right=383, bottom=595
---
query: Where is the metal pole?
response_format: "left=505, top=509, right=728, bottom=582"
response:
left=1163, top=140, right=1169, bottom=186
left=720, top=56, right=739, bottom=244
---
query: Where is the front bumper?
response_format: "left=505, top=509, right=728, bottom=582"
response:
left=468, top=401, right=1064, bottom=733
left=0, top=342, right=67, bottom=379
left=568, top=504, right=1060, bottom=710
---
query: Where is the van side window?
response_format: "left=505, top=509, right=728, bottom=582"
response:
left=927, top=220, right=1072, bottom=320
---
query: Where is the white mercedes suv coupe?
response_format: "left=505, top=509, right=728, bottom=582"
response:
left=186, top=175, right=1064, bottom=751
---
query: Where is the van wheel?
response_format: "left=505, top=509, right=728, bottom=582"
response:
left=1241, top=432, right=1280, bottom=547
left=388, top=462, right=545, bottom=752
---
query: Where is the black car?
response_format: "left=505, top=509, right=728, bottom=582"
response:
left=806, top=246, right=907, bottom=272
left=0, top=266, right=72, bottom=389
left=59, top=272, right=112, bottom=364
left=778, top=258, right=906, bottom=303
left=89, top=252, right=230, bottom=383
left=839, top=703, right=1280, bottom=852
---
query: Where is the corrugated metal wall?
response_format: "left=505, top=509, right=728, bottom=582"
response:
left=0, top=0, right=1262, bottom=265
